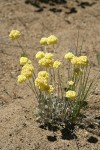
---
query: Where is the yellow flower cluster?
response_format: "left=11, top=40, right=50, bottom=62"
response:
left=38, top=52, right=54, bottom=68
left=35, top=71, right=54, bottom=93
left=17, top=74, right=27, bottom=83
left=45, top=53, right=53, bottom=59
left=40, top=35, right=57, bottom=45
left=71, top=56, right=88, bottom=66
left=20, top=57, right=28, bottom=65
left=35, top=71, right=49, bottom=88
left=22, top=63, right=34, bottom=72
left=68, top=80, right=74, bottom=86
left=40, top=38, right=48, bottom=45
left=65, top=52, right=75, bottom=60
left=9, top=30, right=20, bottom=40
left=36, top=51, right=62, bottom=69
left=35, top=77, right=48, bottom=90
left=79, top=56, right=88, bottom=66
left=18, top=57, right=34, bottom=83
left=35, top=51, right=45, bottom=59
left=21, top=69, right=32, bottom=79
left=66, top=90, right=76, bottom=100
left=47, top=35, right=57, bottom=45
left=38, top=71, right=49, bottom=79
left=53, top=60, right=62, bottom=69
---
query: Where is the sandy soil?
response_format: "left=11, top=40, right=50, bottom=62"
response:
left=0, top=0, right=100, bottom=149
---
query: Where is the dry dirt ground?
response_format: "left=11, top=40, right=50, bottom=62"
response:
left=0, top=0, right=100, bottom=150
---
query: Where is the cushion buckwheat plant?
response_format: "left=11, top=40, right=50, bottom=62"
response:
left=10, top=30, right=96, bottom=127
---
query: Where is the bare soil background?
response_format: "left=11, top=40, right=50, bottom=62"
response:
left=0, top=0, right=100, bottom=150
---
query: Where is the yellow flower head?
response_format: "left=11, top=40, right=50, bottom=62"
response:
left=45, top=53, right=53, bottom=59
left=40, top=37, right=48, bottom=45
left=9, top=30, right=21, bottom=40
left=38, top=53, right=54, bottom=68
left=21, top=69, right=32, bottom=79
left=39, top=57, right=54, bottom=68
left=38, top=71, right=49, bottom=79
left=78, top=56, right=88, bottom=66
left=71, top=56, right=78, bottom=65
left=22, top=63, right=34, bottom=72
left=20, top=57, right=28, bottom=66
left=68, top=80, right=74, bottom=86
left=47, top=35, right=57, bottom=45
left=65, top=52, right=75, bottom=60
left=71, top=56, right=88, bottom=66
left=17, top=75, right=27, bottom=83
left=66, top=90, right=76, bottom=100
left=53, top=60, right=62, bottom=69
left=35, top=51, right=45, bottom=59
left=35, top=77, right=48, bottom=90
left=35, top=80, right=54, bottom=94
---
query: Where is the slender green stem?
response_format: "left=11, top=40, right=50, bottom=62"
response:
left=58, top=69, right=64, bottom=100
left=78, top=66, right=91, bottom=101
left=49, top=68, right=53, bottom=84
left=76, top=30, right=79, bottom=56
left=80, top=38, right=84, bottom=55
left=28, top=79, right=38, bottom=100
left=25, top=81, right=38, bottom=100
left=68, top=60, right=70, bottom=80
left=32, top=75, right=40, bottom=100
left=17, top=40, right=25, bottom=54
left=52, top=68, right=56, bottom=88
